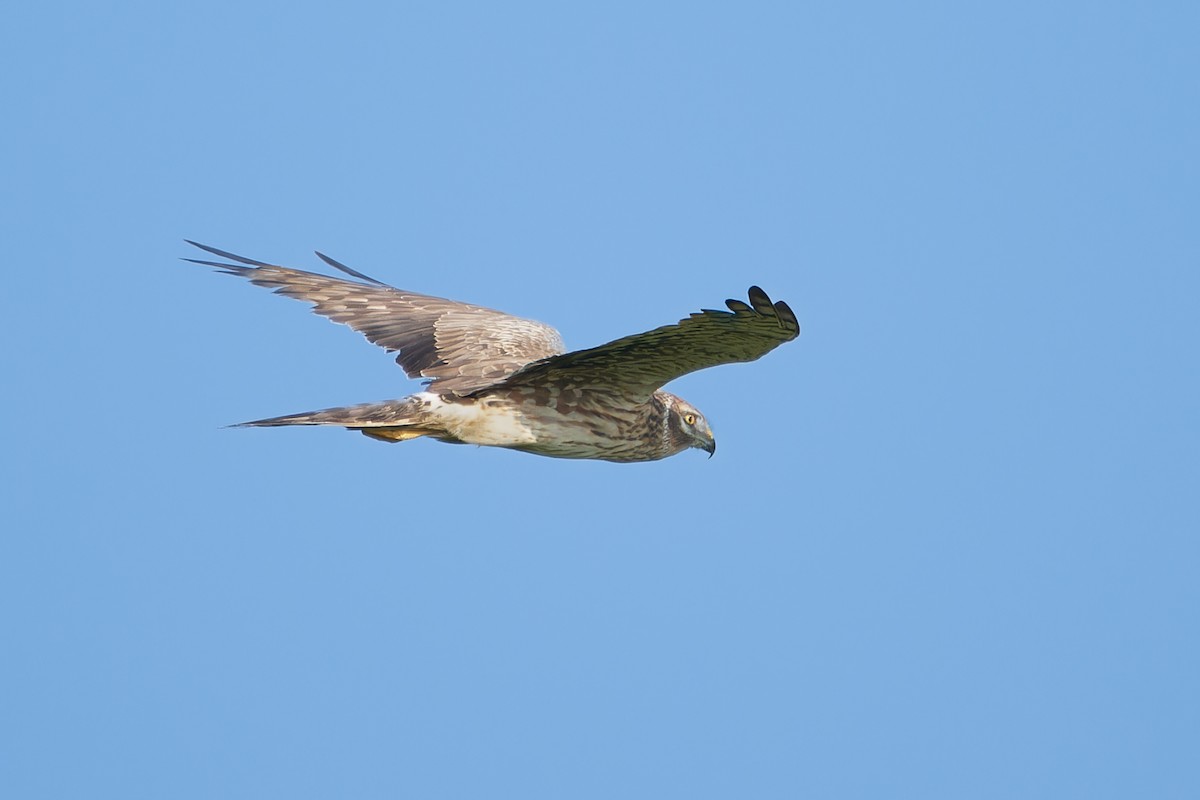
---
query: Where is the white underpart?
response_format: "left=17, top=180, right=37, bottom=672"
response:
left=417, top=391, right=538, bottom=446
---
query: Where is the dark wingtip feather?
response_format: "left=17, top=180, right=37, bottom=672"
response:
left=737, top=286, right=800, bottom=336
left=774, top=300, right=800, bottom=335
left=184, top=240, right=276, bottom=268
left=746, top=286, right=775, bottom=315
left=314, top=251, right=388, bottom=286
left=180, top=256, right=245, bottom=270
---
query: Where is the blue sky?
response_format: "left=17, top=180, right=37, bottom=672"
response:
left=3, top=1, right=1197, bottom=797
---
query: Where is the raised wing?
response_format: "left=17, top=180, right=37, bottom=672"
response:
left=183, top=241, right=565, bottom=394
left=492, top=286, right=799, bottom=400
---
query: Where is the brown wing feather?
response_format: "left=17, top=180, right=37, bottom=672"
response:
left=490, top=286, right=799, bottom=400
left=183, top=241, right=565, bottom=394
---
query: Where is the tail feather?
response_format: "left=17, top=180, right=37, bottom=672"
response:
left=234, top=398, right=438, bottom=444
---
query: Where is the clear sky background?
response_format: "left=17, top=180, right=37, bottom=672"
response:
left=2, top=2, right=1197, bottom=798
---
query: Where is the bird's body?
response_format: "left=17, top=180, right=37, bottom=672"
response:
left=184, top=242, right=800, bottom=462
left=251, top=387, right=696, bottom=462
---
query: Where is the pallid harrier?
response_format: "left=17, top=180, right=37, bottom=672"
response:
left=184, top=241, right=800, bottom=462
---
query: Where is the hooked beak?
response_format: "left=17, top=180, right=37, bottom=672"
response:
left=702, top=429, right=716, bottom=458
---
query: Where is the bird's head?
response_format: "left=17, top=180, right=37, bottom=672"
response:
left=667, top=396, right=716, bottom=457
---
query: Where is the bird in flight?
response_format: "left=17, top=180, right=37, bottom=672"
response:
left=183, top=241, right=800, bottom=462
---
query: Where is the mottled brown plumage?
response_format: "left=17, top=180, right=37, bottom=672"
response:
left=183, top=241, right=800, bottom=462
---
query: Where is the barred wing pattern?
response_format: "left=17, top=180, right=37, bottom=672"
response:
left=496, top=287, right=799, bottom=401
left=184, top=241, right=566, bottom=394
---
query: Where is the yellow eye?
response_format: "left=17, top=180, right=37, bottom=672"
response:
left=683, top=413, right=697, bottom=426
